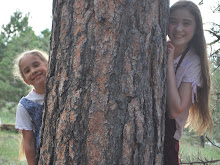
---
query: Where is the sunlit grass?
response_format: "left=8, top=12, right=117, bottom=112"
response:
left=180, top=131, right=220, bottom=164
left=1, top=106, right=220, bottom=164
left=1, top=129, right=220, bottom=165
left=0, top=130, right=27, bottom=165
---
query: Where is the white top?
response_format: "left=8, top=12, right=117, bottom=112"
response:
left=173, top=48, right=203, bottom=140
left=15, top=89, right=44, bottom=130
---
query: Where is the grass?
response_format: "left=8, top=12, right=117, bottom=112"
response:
left=1, top=105, right=219, bottom=164
left=180, top=142, right=220, bottom=163
left=180, top=132, right=220, bottom=164
left=0, top=130, right=220, bottom=165
left=0, top=103, right=27, bottom=164
left=0, top=130, right=27, bottom=165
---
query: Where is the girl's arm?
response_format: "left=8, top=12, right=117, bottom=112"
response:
left=22, top=130, right=36, bottom=165
left=167, top=42, right=192, bottom=119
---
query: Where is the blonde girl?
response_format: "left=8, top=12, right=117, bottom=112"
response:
left=14, top=49, right=48, bottom=165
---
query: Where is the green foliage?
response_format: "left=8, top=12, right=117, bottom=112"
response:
left=0, top=35, right=6, bottom=61
left=0, top=130, right=27, bottom=165
left=0, top=10, right=50, bottom=111
left=210, top=67, right=220, bottom=143
left=1, top=10, right=29, bottom=42
left=0, top=102, right=17, bottom=123
left=38, top=28, right=51, bottom=52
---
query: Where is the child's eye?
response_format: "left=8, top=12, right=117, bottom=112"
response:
left=33, top=62, right=40, bottom=67
left=183, top=22, right=190, bottom=26
left=24, top=69, right=30, bottom=74
left=34, top=64, right=39, bottom=67
left=169, top=20, right=177, bottom=25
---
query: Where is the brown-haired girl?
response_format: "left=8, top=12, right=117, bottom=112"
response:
left=164, top=1, right=213, bottom=164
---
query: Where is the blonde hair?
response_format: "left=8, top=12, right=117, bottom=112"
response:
left=170, top=1, right=213, bottom=135
left=13, top=49, right=48, bottom=81
left=19, top=137, right=26, bottom=161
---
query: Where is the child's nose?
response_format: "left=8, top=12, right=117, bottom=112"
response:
left=176, top=23, right=183, bottom=31
left=31, top=68, right=38, bottom=75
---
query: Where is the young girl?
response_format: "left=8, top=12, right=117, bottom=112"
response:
left=164, top=1, right=213, bottom=164
left=14, top=49, right=48, bottom=165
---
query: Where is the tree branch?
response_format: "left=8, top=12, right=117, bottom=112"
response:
left=206, top=136, right=220, bottom=149
left=212, top=65, right=220, bottom=74
left=180, top=136, right=220, bottom=164
left=206, top=29, right=220, bottom=44
left=180, top=159, right=220, bottom=164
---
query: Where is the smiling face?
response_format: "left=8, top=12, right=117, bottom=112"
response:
left=168, top=8, right=196, bottom=50
left=20, top=54, right=47, bottom=91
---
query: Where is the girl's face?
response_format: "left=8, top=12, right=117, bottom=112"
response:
left=20, top=54, right=47, bottom=89
left=168, top=8, right=196, bottom=50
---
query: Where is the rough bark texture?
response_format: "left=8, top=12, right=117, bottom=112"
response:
left=37, top=0, right=169, bottom=164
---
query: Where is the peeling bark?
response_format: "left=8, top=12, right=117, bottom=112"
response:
left=37, top=0, right=169, bottom=164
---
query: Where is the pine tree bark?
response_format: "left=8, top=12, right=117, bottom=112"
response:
left=37, top=0, right=169, bottom=164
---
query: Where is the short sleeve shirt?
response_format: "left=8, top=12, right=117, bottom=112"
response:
left=15, top=89, right=44, bottom=131
left=173, top=48, right=203, bottom=140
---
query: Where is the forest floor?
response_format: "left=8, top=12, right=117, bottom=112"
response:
left=0, top=128, right=220, bottom=165
left=1, top=107, right=220, bottom=165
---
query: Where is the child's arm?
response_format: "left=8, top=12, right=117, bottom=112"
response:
left=167, top=42, right=192, bottom=119
left=22, top=130, right=36, bottom=165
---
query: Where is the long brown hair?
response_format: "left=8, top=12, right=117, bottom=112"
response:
left=170, top=0, right=213, bottom=135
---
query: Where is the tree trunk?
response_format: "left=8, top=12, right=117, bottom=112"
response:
left=37, top=0, right=169, bottom=164
left=200, top=136, right=205, bottom=148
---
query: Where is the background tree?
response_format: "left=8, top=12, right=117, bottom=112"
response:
left=207, top=23, right=220, bottom=72
left=211, top=69, right=220, bottom=142
left=38, top=0, right=169, bottom=164
left=1, top=11, right=29, bottom=42
left=206, top=0, right=220, bottom=143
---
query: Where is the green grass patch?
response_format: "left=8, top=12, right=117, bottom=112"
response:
left=180, top=132, right=220, bottom=164
left=0, top=126, right=219, bottom=164
left=0, top=130, right=27, bottom=165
